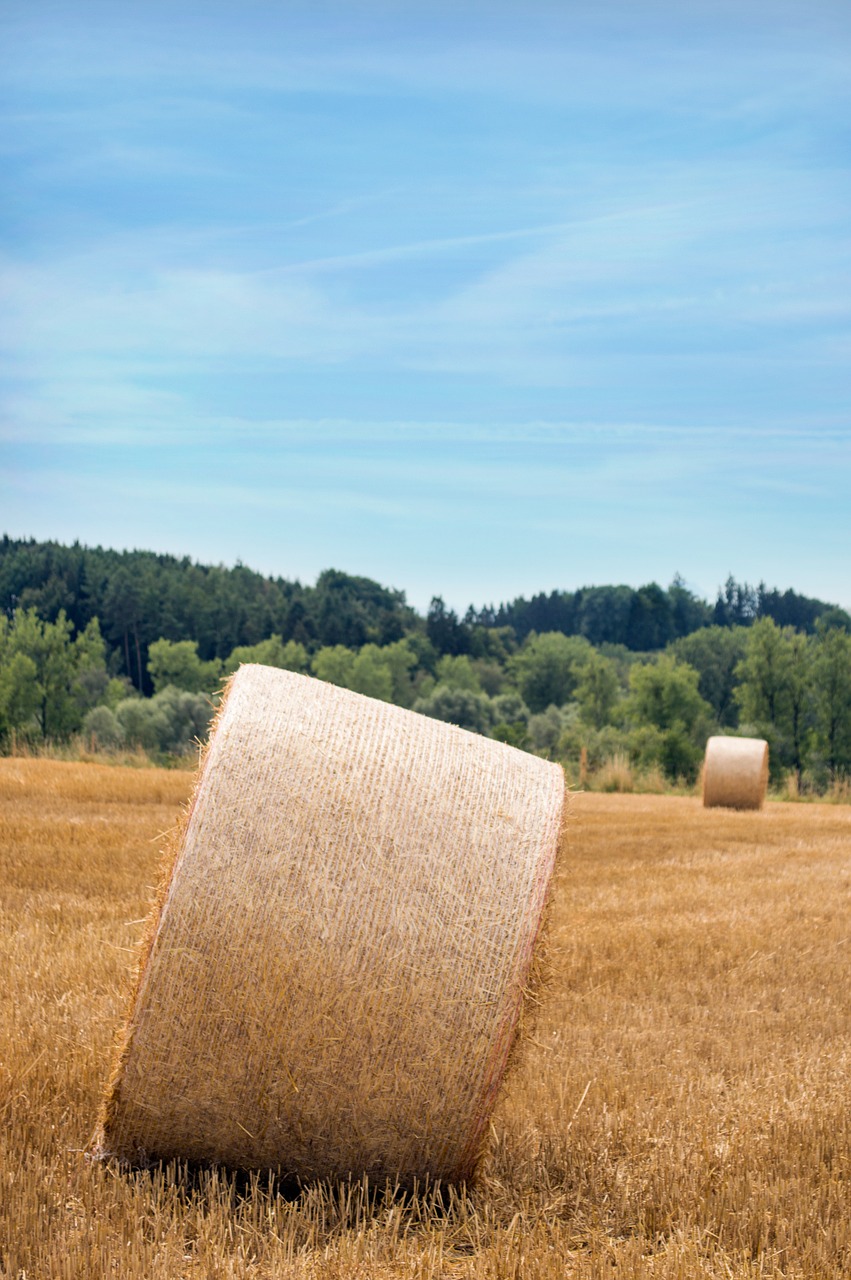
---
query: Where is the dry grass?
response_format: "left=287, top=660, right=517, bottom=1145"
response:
left=592, top=752, right=635, bottom=794
left=1, top=760, right=849, bottom=1278
left=7, top=736, right=199, bottom=770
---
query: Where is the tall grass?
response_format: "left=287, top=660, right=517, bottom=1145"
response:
left=3, top=733, right=199, bottom=769
left=1, top=761, right=849, bottom=1277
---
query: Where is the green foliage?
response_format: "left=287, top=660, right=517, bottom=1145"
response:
left=1, top=538, right=845, bottom=700
left=0, top=608, right=106, bottom=740
left=413, top=686, right=494, bottom=735
left=491, top=692, right=530, bottom=726
left=626, top=723, right=668, bottom=771
left=310, top=639, right=417, bottom=706
left=222, top=636, right=308, bottom=677
left=526, top=705, right=568, bottom=758
left=0, top=538, right=417, bottom=693
left=113, top=699, right=164, bottom=754
left=403, top=632, right=438, bottom=677
left=658, top=725, right=703, bottom=782
left=0, top=650, right=39, bottom=739
left=557, top=720, right=630, bottom=772
left=11, top=609, right=78, bottom=739
left=734, top=619, right=816, bottom=775
left=378, top=639, right=418, bottom=708
left=487, top=578, right=712, bottom=650
left=115, top=686, right=213, bottom=755
left=735, top=618, right=792, bottom=727
left=426, top=597, right=471, bottom=656
left=71, top=619, right=113, bottom=716
left=509, top=632, right=592, bottom=713
left=625, top=582, right=676, bottom=651
left=489, top=693, right=532, bottom=750
left=713, top=576, right=850, bottom=633
left=103, top=677, right=134, bottom=711
left=101, top=567, right=153, bottom=692
left=491, top=720, right=529, bottom=749
left=312, top=569, right=412, bottom=649
left=624, top=655, right=712, bottom=781
left=310, top=645, right=356, bottom=688
left=670, top=626, right=748, bottom=727
left=782, top=630, right=812, bottom=777
left=624, top=722, right=702, bottom=784
left=82, top=705, right=125, bottom=751
left=148, top=639, right=222, bottom=695
left=467, top=625, right=517, bottom=666
left=575, top=651, right=620, bottom=729
left=348, top=645, right=394, bottom=701
left=435, top=654, right=481, bottom=692
left=810, top=622, right=851, bottom=775
left=0, top=535, right=847, bottom=791
left=626, top=655, right=711, bottom=734
left=471, top=659, right=505, bottom=696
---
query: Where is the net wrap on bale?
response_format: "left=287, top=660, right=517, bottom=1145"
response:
left=95, top=664, right=565, bottom=1185
left=702, top=735, right=769, bottom=810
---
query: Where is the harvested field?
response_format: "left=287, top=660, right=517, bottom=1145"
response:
left=1, top=758, right=849, bottom=1278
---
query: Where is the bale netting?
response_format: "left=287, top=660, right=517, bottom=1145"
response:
left=702, top=735, right=769, bottom=810
left=94, top=663, right=565, bottom=1186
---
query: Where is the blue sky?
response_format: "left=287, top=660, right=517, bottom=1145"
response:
left=2, top=0, right=849, bottom=612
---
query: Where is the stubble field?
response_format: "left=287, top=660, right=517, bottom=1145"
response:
left=1, top=759, right=849, bottom=1279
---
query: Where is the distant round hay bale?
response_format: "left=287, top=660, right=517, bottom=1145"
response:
left=95, top=664, right=564, bottom=1185
left=702, top=735, right=769, bottom=810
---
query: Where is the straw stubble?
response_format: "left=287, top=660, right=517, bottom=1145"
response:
left=95, top=664, right=565, bottom=1185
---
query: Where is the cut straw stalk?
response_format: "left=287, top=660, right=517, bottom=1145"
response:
left=702, top=735, right=769, bottom=811
left=94, top=664, right=565, bottom=1185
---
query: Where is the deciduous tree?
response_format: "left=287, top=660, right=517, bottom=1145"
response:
left=575, top=651, right=620, bottom=729
left=147, top=638, right=222, bottom=695
left=508, top=632, right=591, bottom=713
left=811, top=621, right=851, bottom=776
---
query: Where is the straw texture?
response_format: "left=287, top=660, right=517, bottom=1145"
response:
left=95, top=664, right=564, bottom=1185
left=702, top=735, right=769, bottom=810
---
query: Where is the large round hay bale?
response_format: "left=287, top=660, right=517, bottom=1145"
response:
left=702, top=735, right=769, bottom=810
left=95, top=664, right=564, bottom=1185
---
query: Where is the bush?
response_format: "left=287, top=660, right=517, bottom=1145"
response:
left=491, top=720, right=529, bottom=749
left=115, top=698, right=167, bottom=753
left=557, top=722, right=630, bottom=771
left=82, top=706, right=125, bottom=751
left=413, top=686, right=495, bottom=736
left=527, top=705, right=569, bottom=758
left=628, top=723, right=703, bottom=783
left=116, top=686, right=213, bottom=755
left=491, top=693, right=530, bottom=726
left=223, top=636, right=308, bottom=677
left=657, top=725, right=703, bottom=783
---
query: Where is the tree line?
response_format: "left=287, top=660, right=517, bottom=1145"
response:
left=2, top=538, right=846, bottom=693
left=0, top=537, right=849, bottom=789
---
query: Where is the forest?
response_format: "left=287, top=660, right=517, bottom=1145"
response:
left=1, top=535, right=849, bottom=792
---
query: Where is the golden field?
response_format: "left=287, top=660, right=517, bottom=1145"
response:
left=1, top=759, right=849, bottom=1279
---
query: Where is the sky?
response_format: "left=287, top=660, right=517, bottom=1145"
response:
left=2, top=0, right=850, bottom=613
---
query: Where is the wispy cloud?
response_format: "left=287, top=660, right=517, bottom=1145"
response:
left=1, top=0, right=849, bottom=609
left=5, top=1, right=848, bottom=113
left=4, top=151, right=846, bottom=392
